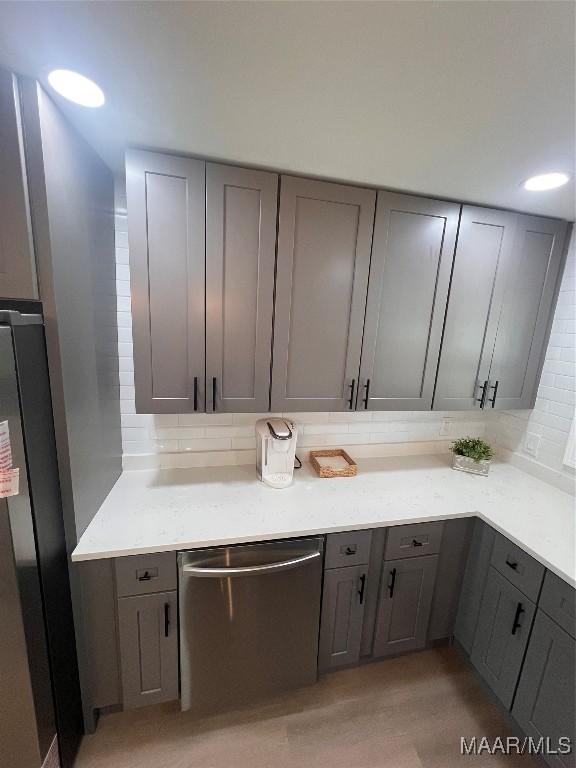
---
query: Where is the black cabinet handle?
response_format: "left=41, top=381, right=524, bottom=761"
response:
left=358, top=573, right=366, bottom=604
left=476, top=380, right=488, bottom=409
left=412, top=539, right=423, bottom=548
left=348, top=379, right=356, bottom=410
left=363, top=379, right=371, bottom=410
left=388, top=568, right=397, bottom=599
left=138, top=570, right=151, bottom=582
left=488, top=380, right=499, bottom=408
left=212, top=376, right=217, bottom=412
left=164, top=603, right=170, bottom=638
left=511, top=602, right=524, bottom=635
left=193, top=376, right=199, bottom=412
left=345, top=546, right=356, bottom=556
left=505, top=558, right=518, bottom=571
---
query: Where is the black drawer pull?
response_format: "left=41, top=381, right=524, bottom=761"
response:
left=412, top=539, right=423, bottom=548
left=348, top=379, right=355, bottom=410
left=138, top=571, right=151, bottom=582
left=511, top=602, right=524, bottom=635
left=164, top=603, right=170, bottom=638
left=506, top=558, right=518, bottom=571
left=388, top=568, right=397, bottom=599
left=358, top=574, right=366, bottom=605
left=345, top=546, right=357, bottom=556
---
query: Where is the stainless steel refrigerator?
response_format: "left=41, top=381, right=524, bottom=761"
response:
left=0, top=308, right=82, bottom=768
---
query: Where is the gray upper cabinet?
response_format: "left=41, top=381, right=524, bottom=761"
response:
left=486, top=215, right=569, bottom=410
left=0, top=69, right=37, bottom=300
left=434, top=206, right=516, bottom=410
left=471, top=566, right=536, bottom=709
left=435, top=206, right=569, bottom=412
left=271, top=176, right=376, bottom=412
left=318, top=564, right=367, bottom=672
left=373, top=554, right=438, bottom=657
left=358, top=193, right=459, bottom=410
left=206, top=164, right=278, bottom=413
left=127, top=150, right=206, bottom=413
left=512, top=610, right=575, bottom=768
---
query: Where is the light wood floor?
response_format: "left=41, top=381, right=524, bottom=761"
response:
left=76, top=647, right=537, bottom=768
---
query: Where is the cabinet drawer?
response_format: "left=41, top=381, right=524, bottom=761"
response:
left=325, top=530, right=372, bottom=569
left=384, top=522, right=444, bottom=561
left=491, top=533, right=544, bottom=602
left=539, top=570, right=576, bottom=639
left=115, top=552, right=177, bottom=597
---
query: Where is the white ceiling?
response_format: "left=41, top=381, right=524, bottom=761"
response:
left=0, top=1, right=574, bottom=219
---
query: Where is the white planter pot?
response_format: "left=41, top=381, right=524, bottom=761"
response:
left=452, top=454, right=491, bottom=477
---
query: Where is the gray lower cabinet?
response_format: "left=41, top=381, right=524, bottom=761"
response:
left=271, top=176, right=376, bottom=412
left=318, top=565, right=367, bottom=671
left=373, top=555, right=438, bottom=657
left=205, top=164, right=278, bottom=413
left=117, top=591, right=178, bottom=709
left=127, top=149, right=206, bottom=413
left=470, top=566, right=536, bottom=708
left=358, top=192, right=459, bottom=410
left=435, top=205, right=569, bottom=412
left=512, top=610, right=575, bottom=768
left=454, top=519, right=496, bottom=654
left=0, top=68, right=37, bottom=300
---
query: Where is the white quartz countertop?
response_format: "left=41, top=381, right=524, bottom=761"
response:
left=72, top=454, right=576, bottom=587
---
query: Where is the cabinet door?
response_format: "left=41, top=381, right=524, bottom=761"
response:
left=434, top=206, right=517, bottom=410
left=486, top=215, right=569, bottom=410
left=0, top=69, right=37, bottom=300
left=117, top=591, right=178, bottom=709
left=359, top=193, right=459, bottom=410
left=206, top=164, right=277, bottom=412
left=318, top=565, right=367, bottom=671
left=373, top=555, right=438, bottom=658
left=512, top=611, right=575, bottom=768
left=127, top=149, right=205, bottom=413
left=454, top=518, right=496, bottom=655
left=271, top=176, right=375, bottom=412
left=471, top=566, right=536, bottom=709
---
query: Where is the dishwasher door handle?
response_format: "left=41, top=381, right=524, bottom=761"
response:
left=181, top=550, right=322, bottom=578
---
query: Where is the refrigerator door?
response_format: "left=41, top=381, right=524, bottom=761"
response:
left=0, top=324, right=57, bottom=767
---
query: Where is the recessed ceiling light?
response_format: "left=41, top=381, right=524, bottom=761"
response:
left=523, top=172, right=570, bottom=192
left=47, top=69, right=105, bottom=108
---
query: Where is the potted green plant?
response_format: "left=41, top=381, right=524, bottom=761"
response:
left=451, top=437, right=495, bottom=476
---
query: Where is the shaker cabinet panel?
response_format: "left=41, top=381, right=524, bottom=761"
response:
left=373, top=555, right=438, bottom=658
left=117, top=591, right=178, bottom=709
left=271, top=176, right=375, bottom=412
left=471, top=566, right=535, bottom=709
left=512, top=610, right=575, bottom=768
left=318, top=565, right=367, bottom=671
left=359, top=193, right=459, bottom=410
left=434, top=207, right=517, bottom=411
left=206, top=164, right=277, bottom=413
left=0, top=69, right=37, bottom=300
left=454, top=519, right=496, bottom=655
left=487, top=216, right=569, bottom=411
left=127, top=149, right=206, bottom=413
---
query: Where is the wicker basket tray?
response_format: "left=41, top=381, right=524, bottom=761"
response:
left=309, top=449, right=357, bottom=478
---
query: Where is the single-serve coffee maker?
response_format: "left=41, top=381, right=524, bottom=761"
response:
left=255, top=418, right=298, bottom=489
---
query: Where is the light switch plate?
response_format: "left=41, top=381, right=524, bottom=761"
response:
left=524, top=433, right=540, bottom=456
left=439, top=417, right=453, bottom=437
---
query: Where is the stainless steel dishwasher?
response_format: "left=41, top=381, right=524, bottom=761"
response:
left=178, top=537, right=323, bottom=713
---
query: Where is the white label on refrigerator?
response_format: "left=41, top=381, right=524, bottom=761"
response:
left=0, top=468, right=19, bottom=498
left=0, top=420, right=13, bottom=471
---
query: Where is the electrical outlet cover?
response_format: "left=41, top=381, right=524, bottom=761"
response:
left=524, top=433, right=540, bottom=456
